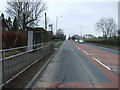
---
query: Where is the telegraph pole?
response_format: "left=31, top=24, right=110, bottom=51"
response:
left=45, top=13, right=47, bottom=30
left=56, top=16, right=62, bottom=34
left=56, top=16, right=58, bottom=34
left=80, top=25, right=82, bottom=38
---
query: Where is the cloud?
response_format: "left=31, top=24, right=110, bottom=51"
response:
left=46, top=1, right=117, bottom=37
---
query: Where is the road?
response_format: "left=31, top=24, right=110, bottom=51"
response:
left=32, top=40, right=119, bottom=88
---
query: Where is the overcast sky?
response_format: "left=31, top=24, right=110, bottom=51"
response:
left=0, top=0, right=118, bottom=38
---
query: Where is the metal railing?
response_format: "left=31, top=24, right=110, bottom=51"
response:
left=0, top=42, right=54, bottom=88
left=54, top=41, right=63, bottom=47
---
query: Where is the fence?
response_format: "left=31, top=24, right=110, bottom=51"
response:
left=0, top=43, right=54, bottom=88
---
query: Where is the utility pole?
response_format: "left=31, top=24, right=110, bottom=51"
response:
left=49, top=24, right=53, bottom=32
left=45, top=13, right=47, bottom=30
left=80, top=25, right=82, bottom=39
left=51, top=24, right=53, bottom=32
left=56, top=16, right=62, bottom=34
left=56, top=16, right=58, bottom=34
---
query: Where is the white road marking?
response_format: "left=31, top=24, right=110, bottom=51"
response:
left=77, top=47, right=111, bottom=71
left=78, top=47, right=81, bottom=50
left=92, top=57, right=111, bottom=71
left=82, top=50, right=93, bottom=55
left=82, top=50, right=89, bottom=55
left=78, top=47, right=93, bottom=55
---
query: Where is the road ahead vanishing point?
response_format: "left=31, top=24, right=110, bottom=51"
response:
left=31, top=40, right=119, bottom=88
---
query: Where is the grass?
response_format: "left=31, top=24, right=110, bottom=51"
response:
left=91, top=43, right=113, bottom=49
left=85, top=37, right=120, bottom=41
left=54, top=42, right=63, bottom=48
left=87, top=42, right=117, bottom=49
left=5, top=50, right=24, bottom=57
left=4, top=43, right=52, bottom=57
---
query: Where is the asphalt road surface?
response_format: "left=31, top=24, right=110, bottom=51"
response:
left=32, top=40, right=119, bottom=88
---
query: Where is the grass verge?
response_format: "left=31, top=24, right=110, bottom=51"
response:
left=88, top=42, right=117, bottom=49
left=54, top=42, right=63, bottom=48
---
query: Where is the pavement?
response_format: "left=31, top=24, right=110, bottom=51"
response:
left=31, top=40, right=119, bottom=88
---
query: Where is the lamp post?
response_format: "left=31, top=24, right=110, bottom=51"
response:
left=56, top=16, right=62, bottom=34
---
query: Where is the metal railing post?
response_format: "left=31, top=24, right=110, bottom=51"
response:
left=0, top=42, right=53, bottom=87
left=2, top=50, right=5, bottom=86
left=26, top=47, right=28, bottom=66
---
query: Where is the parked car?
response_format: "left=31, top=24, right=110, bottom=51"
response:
left=79, top=40, right=84, bottom=43
left=75, top=39, right=78, bottom=42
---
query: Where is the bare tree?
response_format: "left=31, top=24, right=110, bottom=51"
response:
left=6, top=0, right=47, bottom=31
left=56, top=29, right=66, bottom=41
left=95, top=18, right=117, bottom=38
left=56, top=29, right=64, bottom=35
left=118, top=29, right=120, bottom=37
left=83, top=34, right=95, bottom=39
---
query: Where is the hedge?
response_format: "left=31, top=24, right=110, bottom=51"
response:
left=2, top=30, right=27, bottom=49
left=86, top=39, right=120, bottom=47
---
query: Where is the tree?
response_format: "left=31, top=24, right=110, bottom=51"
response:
left=13, top=17, right=19, bottom=30
left=6, top=16, right=12, bottom=30
left=71, top=36, right=76, bottom=41
left=117, top=29, right=120, bottom=37
left=56, top=29, right=66, bottom=41
left=56, top=29, right=64, bottom=35
left=68, top=35, right=71, bottom=40
left=95, top=18, right=117, bottom=38
left=6, top=0, right=47, bottom=31
left=83, top=34, right=95, bottom=39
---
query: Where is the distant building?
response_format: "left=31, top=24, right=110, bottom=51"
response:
left=0, top=13, right=9, bottom=31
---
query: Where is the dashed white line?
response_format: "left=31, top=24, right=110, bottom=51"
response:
left=82, top=50, right=89, bottom=55
left=77, top=47, right=111, bottom=71
left=92, top=57, right=111, bottom=71
left=81, top=49, right=93, bottom=55
left=78, top=47, right=81, bottom=50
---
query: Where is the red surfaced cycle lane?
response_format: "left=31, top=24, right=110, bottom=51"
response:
left=74, top=42, right=119, bottom=88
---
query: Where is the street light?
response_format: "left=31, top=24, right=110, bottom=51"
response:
left=56, top=16, right=62, bottom=34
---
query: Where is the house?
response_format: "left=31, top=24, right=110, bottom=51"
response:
left=0, top=13, right=9, bottom=31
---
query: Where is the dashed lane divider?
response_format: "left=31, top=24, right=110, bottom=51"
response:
left=78, top=47, right=111, bottom=71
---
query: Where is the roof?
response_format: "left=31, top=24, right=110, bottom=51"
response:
left=28, top=27, right=47, bottom=32
left=0, top=16, right=9, bottom=29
